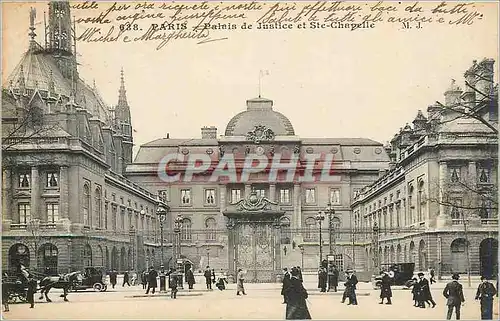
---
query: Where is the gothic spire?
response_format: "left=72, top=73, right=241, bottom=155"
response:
left=118, top=68, right=129, bottom=107
left=48, top=1, right=72, bottom=53
left=28, top=7, right=37, bottom=47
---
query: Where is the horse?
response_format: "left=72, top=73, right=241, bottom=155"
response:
left=38, top=272, right=79, bottom=302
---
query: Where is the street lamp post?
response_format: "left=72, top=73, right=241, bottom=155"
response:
left=315, top=212, right=325, bottom=264
left=323, top=202, right=336, bottom=255
left=156, top=204, right=168, bottom=267
left=206, top=248, right=210, bottom=266
left=372, top=222, right=380, bottom=273
left=173, top=214, right=183, bottom=289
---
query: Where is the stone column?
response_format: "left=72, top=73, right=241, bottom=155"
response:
left=2, top=168, right=12, bottom=221
left=293, top=184, right=302, bottom=228
left=244, top=184, right=251, bottom=197
left=30, top=166, right=40, bottom=220
left=436, top=162, right=451, bottom=228
left=269, top=184, right=276, bottom=202
left=59, top=166, right=69, bottom=218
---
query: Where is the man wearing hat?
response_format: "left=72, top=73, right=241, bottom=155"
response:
left=418, top=272, right=436, bottom=308
left=475, top=276, right=497, bottom=320
left=443, top=273, right=465, bottom=320
left=342, top=269, right=358, bottom=305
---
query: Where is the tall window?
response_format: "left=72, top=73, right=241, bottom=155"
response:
left=450, top=199, right=462, bottom=220
left=104, top=204, right=108, bottom=229
left=305, top=188, right=316, bottom=204
left=18, top=203, right=31, bottom=224
left=450, top=167, right=460, bottom=183
left=332, top=217, right=341, bottom=240
left=95, top=188, right=102, bottom=228
left=205, top=217, right=216, bottom=241
left=304, top=217, right=316, bottom=241
left=46, top=203, right=59, bottom=223
left=83, top=184, right=90, bottom=226
left=181, top=189, right=191, bottom=205
left=158, top=190, right=169, bottom=202
left=408, top=185, right=414, bottom=224
left=181, top=218, right=192, bottom=241
left=205, top=189, right=216, bottom=205
left=231, top=189, right=241, bottom=203
left=19, top=172, right=30, bottom=188
left=255, top=189, right=266, bottom=198
left=330, top=189, right=340, bottom=205
left=46, top=171, right=59, bottom=187
left=478, top=166, right=491, bottom=183
left=120, top=207, right=125, bottom=230
left=112, top=206, right=117, bottom=230
left=280, top=189, right=291, bottom=204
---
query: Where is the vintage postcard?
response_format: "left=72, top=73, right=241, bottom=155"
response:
left=1, top=1, right=498, bottom=320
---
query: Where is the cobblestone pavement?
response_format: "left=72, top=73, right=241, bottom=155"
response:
left=3, top=281, right=498, bottom=319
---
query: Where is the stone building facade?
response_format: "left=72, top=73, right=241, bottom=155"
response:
left=1, top=2, right=162, bottom=275
left=351, top=58, right=498, bottom=278
left=127, top=96, right=389, bottom=281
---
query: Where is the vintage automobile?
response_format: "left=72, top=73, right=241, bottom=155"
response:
left=372, top=263, right=415, bottom=289
left=68, top=267, right=107, bottom=292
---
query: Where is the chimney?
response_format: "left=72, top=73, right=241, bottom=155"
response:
left=166, top=133, right=170, bottom=139
left=201, top=126, right=217, bottom=139
left=444, top=79, right=463, bottom=107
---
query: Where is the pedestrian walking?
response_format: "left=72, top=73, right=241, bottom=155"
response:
left=211, top=269, right=216, bottom=285
left=110, top=270, right=117, bottom=289
left=379, top=272, right=392, bottom=305
left=318, top=266, right=327, bottom=293
left=186, top=267, right=195, bottom=290
left=410, top=277, right=420, bottom=307
left=141, top=270, right=148, bottom=289
left=236, top=268, right=246, bottom=295
left=159, top=266, right=167, bottom=292
left=342, top=269, right=358, bottom=305
left=475, top=276, right=497, bottom=320
left=418, top=272, right=436, bottom=308
left=27, top=277, right=37, bottom=308
left=146, top=267, right=158, bottom=294
left=284, top=267, right=311, bottom=320
left=281, top=268, right=291, bottom=304
left=430, top=268, right=436, bottom=284
left=2, top=273, right=10, bottom=312
left=122, top=271, right=130, bottom=287
left=443, top=273, right=465, bottom=320
left=169, top=269, right=178, bottom=299
left=204, top=266, right=212, bottom=290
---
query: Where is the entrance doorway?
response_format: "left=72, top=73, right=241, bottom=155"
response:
left=480, top=238, right=498, bottom=279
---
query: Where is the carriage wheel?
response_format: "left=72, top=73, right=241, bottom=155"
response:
left=100, top=284, right=107, bottom=292
left=93, top=283, right=103, bottom=292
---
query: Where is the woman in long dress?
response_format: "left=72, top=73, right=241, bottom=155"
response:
left=285, top=267, right=311, bottom=320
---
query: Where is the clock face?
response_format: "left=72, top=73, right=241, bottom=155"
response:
left=256, top=146, right=264, bottom=155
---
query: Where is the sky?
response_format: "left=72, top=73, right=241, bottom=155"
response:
left=2, top=1, right=499, bottom=157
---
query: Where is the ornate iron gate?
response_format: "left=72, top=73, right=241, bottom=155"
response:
left=235, top=223, right=277, bottom=283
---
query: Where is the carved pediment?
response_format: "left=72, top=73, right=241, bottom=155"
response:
left=232, top=191, right=277, bottom=212
left=246, top=125, right=275, bottom=144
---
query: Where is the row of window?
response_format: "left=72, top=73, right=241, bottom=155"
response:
left=158, top=187, right=343, bottom=206
left=18, top=171, right=59, bottom=188
left=17, top=203, right=59, bottom=224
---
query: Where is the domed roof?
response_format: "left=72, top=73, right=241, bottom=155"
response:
left=225, top=97, right=295, bottom=136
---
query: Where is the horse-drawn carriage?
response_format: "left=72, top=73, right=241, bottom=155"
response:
left=372, top=263, right=415, bottom=289
left=2, top=274, right=29, bottom=303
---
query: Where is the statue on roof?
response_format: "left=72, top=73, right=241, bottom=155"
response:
left=246, top=125, right=275, bottom=143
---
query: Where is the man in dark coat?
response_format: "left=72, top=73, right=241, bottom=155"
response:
left=109, top=270, right=117, bottom=289
left=281, top=268, right=291, bottom=304
left=284, top=267, right=311, bottom=320
left=411, top=278, right=420, bottom=307
left=317, top=267, right=327, bottom=293
left=122, top=271, right=130, bottom=287
left=475, top=276, right=497, bottom=320
left=26, top=277, right=37, bottom=308
left=329, top=265, right=339, bottom=292
left=430, top=268, right=436, bottom=284
left=169, top=269, right=178, bottom=299
left=342, top=270, right=358, bottom=305
left=418, top=272, right=436, bottom=308
left=379, top=272, right=392, bottom=304
left=204, top=266, right=212, bottom=290
left=141, top=270, right=148, bottom=289
left=186, top=267, right=195, bottom=290
left=146, top=267, right=158, bottom=294
left=443, top=273, right=465, bottom=320
left=297, top=267, right=303, bottom=281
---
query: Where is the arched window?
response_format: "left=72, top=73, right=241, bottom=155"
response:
left=83, top=184, right=90, bottom=226
left=95, top=245, right=104, bottom=267
left=417, top=180, right=425, bottom=222
left=181, top=218, right=192, bottom=241
left=304, top=217, right=316, bottom=241
left=38, top=243, right=58, bottom=275
left=205, top=217, right=216, bottom=242
left=280, top=216, right=291, bottom=244
left=408, top=185, right=414, bottom=224
left=83, top=244, right=92, bottom=267
left=95, top=188, right=102, bottom=228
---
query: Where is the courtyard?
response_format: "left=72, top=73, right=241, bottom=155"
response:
left=3, top=280, right=496, bottom=320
